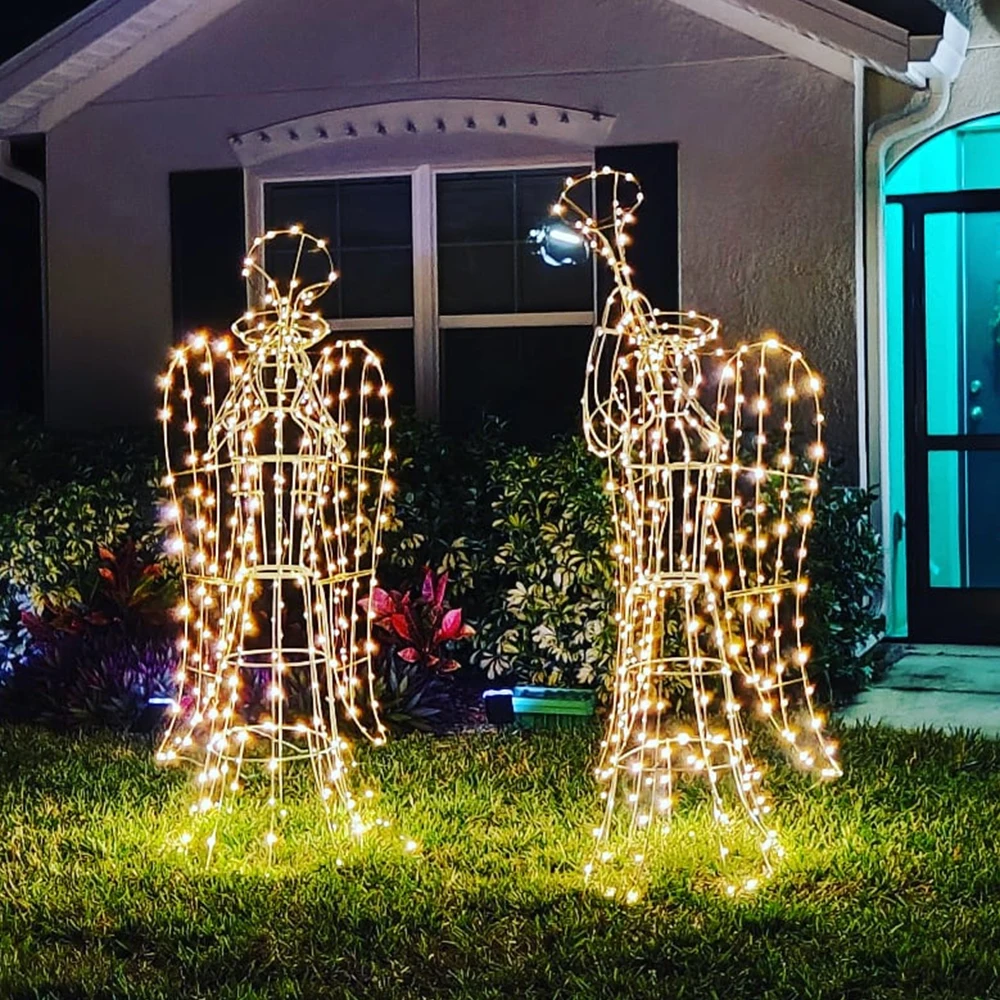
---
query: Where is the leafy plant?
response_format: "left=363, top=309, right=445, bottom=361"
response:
left=371, top=656, right=454, bottom=734
left=364, top=568, right=474, bottom=673
left=0, top=629, right=177, bottom=731
left=378, top=415, right=506, bottom=613
left=0, top=581, right=33, bottom=676
left=803, top=483, right=885, bottom=699
left=0, top=417, right=163, bottom=612
left=473, top=438, right=618, bottom=690
left=93, top=540, right=179, bottom=630
left=354, top=567, right=476, bottom=733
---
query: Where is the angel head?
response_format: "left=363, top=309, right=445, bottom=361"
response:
left=231, top=227, right=337, bottom=348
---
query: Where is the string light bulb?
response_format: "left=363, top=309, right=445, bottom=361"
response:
left=565, top=169, right=842, bottom=896
left=156, top=228, right=393, bottom=860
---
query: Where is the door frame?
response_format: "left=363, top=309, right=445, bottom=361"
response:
left=889, top=188, right=1000, bottom=642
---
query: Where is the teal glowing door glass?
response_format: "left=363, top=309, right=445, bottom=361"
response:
left=924, top=212, right=1000, bottom=436
left=923, top=210, right=1000, bottom=589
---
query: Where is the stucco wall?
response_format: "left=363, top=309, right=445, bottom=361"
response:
left=44, top=0, right=858, bottom=472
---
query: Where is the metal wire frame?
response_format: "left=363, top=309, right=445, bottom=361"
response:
left=155, top=228, right=394, bottom=862
left=562, top=168, right=841, bottom=896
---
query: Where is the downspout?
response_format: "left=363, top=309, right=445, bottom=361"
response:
left=0, top=138, right=48, bottom=408
left=863, top=75, right=953, bottom=632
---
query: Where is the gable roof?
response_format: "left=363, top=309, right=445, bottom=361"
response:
left=0, top=0, right=969, bottom=137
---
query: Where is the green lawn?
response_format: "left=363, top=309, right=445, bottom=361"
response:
left=1, top=722, right=999, bottom=999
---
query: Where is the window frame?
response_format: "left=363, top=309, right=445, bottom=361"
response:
left=253, top=157, right=595, bottom=419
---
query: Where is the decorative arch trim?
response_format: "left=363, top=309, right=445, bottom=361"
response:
left=229, top=99, right=617, bottom=167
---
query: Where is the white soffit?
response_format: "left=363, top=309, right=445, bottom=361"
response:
left=230, top=100, right=618, bottom=168
left=664, top=0, right=968, bottom=86
left=0, top=0, right=246, bottom=134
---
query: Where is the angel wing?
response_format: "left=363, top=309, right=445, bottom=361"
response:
left=310, top=337, right=393, bottom=744
left=711, top=337, right=839, bottom=776
left=156, top=331, right=238, bottom=761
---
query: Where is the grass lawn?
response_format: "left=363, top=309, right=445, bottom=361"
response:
left=1, top=722, right=999, bottom=999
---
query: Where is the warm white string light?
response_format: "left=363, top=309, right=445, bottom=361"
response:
left=155, top=227, right=394, bottom=861
left=562, top=168, right=841, bottom=898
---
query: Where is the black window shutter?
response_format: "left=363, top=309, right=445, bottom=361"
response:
left=0, top=177, right=43, bottom=416
left=595, top=143, right=679, bottom=311
left=169, top=168, right=246, bottom=335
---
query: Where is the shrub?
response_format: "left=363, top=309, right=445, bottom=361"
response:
left=360, top=567, right=476, bottom=733
left=0, top=418, right=164, bottom=675
left=803, top=484, right=885, bottom=699
left=0, top=628, right=177, bottom=730
left=0, top=413, right=885, bottom=714
left=379, top=415, right=506, bottom=612
left=363, top=568, right=475, bottom=674
left=474, top=438, right=617, bottom=689
left=371, top=657, right=456, bottom=734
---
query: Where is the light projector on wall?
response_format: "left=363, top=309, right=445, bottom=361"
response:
left=527, top=221, right=590, bottom=267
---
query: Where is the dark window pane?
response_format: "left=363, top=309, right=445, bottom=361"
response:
left=437, top=173, right=513, bottom=244
left=264, top=177, right=412, bottom=320
left=438, top=245, right=515, bottom=314
left=518, top=243, right=592, bottom=313
left=515, top=169, right=591, bottom=237
left=339, top=178, right=412, bottom=248
left=438, top=167, right=591, bottom=315
left=351, top=328, right=416, bottom=412
left=264, top=244, right=341, bottom=309
left=442, top=325, right=591, bottom=443
left=265, top=183, right=338, bottom=243
left=339, top=248, right=413, bottom=318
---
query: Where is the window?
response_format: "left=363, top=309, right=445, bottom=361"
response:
left=263, top=176, right=416, bottom=409
left=262, top=165, right=594, bottom=440
left=437, top=167, right=593, bottom=441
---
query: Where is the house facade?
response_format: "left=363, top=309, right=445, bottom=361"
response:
left=1, top=0, right=998, bottom=643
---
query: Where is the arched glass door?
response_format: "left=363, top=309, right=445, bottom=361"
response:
left=885, top=115, right=1000, bottom=642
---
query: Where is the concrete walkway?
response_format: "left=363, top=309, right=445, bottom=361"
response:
left=838, top=645, right=1000, bottom=736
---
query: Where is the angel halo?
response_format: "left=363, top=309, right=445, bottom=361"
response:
left=155, top=227, right=394, bottom=862
left=557, top=167, right=841, bottom=897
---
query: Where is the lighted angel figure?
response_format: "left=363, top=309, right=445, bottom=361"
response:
left=155, top=227, right=394, bottom=860
left=554, top=168, right=841, bottom=896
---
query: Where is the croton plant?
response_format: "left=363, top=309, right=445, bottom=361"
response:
left=362, top=568, right=474, bottom=672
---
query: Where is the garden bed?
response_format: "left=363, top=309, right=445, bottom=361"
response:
left=1, top=722, right=998, bottom=999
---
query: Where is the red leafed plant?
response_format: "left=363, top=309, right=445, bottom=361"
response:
left=94, top=539, right=177, bottom=628
left=361, top=568, right=474, bottom=672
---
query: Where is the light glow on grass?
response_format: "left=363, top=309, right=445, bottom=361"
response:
left=1, top=724, right=999, bottom=996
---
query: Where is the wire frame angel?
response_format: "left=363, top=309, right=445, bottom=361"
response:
left=556, top=168, right=841, bottom=897
left=155, top=227, right=394, bottom=861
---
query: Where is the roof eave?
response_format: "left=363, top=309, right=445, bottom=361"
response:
left=0, top=0, right=246, bottom=137
left=665, top=0, right=968, bottom=88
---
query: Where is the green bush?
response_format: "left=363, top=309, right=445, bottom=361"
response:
left=804, top=484, right=886, bottom=698
left=378, top=416, right=885, bottom=701
left=0, top=418, right=162, bottom=610
left=0, top=418, right=163, bottom=673
left=379, top=415, right=506, bottom=616
left=0, top=413, right=885, bottom=706
left=474, top=438, right=616, bottom=689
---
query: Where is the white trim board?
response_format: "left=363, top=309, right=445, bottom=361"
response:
left=663, top=0, right=967, bottom=86
left=231, top=101, right=616, bottom=169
